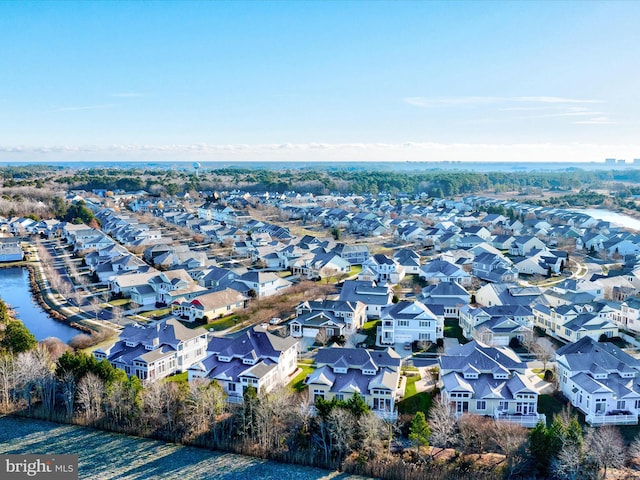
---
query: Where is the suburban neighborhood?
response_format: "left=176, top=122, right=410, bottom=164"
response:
left=5, top=170, right=640, bottom=478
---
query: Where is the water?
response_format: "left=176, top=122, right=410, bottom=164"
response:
left=1, top=159, right=636, bottom=172
left=573, top=208, right=640, bottom=232
left=0, top=267, right=81, bottom=342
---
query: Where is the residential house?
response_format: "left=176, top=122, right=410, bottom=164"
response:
left=509, top=236, right=547, bottom=256
left=459, top=304, right=534, bottom=345
left=419, top=259, right=472, bottom=286
left=339, top=280, right=393, bottom=319
left=290, top=299, right=366, bottom=339
left=439, top=340, right=545, bottom=427
left=0, top=237, right=23, bottom=262
left=172, top=288, right=248, bottom=322
left=94, top=318, right=208, bottom=382
left=556, top=337, right=640, bottom=426
left=472, top=251, right=518, bottom=283
left=361, top=254, right=406, bottom=285
left=305, top=347, right=402, bottom=419
left=377, top=300, right=442, bottom=347
left=235, top=271, right=292, bottom=298
left=420, top=281, right=471, bottom=319
left=188, top=326, right=299, bottom=402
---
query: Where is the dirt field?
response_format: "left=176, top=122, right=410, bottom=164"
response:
left=0, top=416, right=366, bottom=480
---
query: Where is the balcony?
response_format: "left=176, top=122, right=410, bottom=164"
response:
left=585, top=411, right=638, bottom=426
left=494, top=410, right=546, bottom=428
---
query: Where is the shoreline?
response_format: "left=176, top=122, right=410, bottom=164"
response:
left=0, top=258, right=99, bottom=341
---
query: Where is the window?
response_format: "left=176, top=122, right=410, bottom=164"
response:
left=228, top=383, right=236, bottom=392
left=617, top=400, right=626, bottom=410
left=398, top=320, right=409, bottom=327
left=476, top=400, right=486, bottom=411
left=419, top=321, right=431, bottom=328
left=335, top=394, right=344, bottom=401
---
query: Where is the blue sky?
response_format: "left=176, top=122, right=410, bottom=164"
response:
left=1, top=1, right=639, bottom=162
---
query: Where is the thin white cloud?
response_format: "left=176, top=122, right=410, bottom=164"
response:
left=47, top=104, right=116, bottom=113
left=404, top=96, right=601, bottom=108
left=573, top=117, right=616, bottom=125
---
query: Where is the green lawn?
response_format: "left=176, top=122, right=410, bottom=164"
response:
left=140, top=308, right=172, bottom=318
left=361, top=320, right=379, bottom=347
left=444, top=319, right=467, bottom=344
left=108, top=298, right=130, bottom=307
left=203, top=315, right=241, bottom=331
left=164, top=372, right=188, bottom=383
left=289, top=364, right=315, bottom=392
left=397, top=375, right=433, bottom=415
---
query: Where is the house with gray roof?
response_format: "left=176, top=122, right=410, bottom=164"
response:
left=0, top=237, right=23, bottom=263
left=94, top=318, right=208, bottom=382
left=305, top=347, right=402, bottom=419
left=377, top=300, right=442, bottom=347
left=188, top=325, right=298, bottom=403
left=291, top=299, right=366, bottom=339
left=339, top=280, right=393, bottom=319
left=459, top=304, right=533, bottom=346
left=532, top=303, right=618, bottom=343
left=556, top=336, right=640, bottom=426
left=439, top=340, right=545, bottom=427
left=419, top=259, right=471, bottom=286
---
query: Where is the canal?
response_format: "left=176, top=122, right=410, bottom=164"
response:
left=0, top=267, right=80, bottom=343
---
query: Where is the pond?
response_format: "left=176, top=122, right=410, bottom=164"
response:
left=573, top=208, right=640, bottom=232
left=0, top=267, right=81, bottom=343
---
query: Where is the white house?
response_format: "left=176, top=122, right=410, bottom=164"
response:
left=94, top=318, right=208, bottom=382
left=377, top=300, right=442, bottom=347
left=556, top=336, right=640, bottom=426
left=439, top=340, right=545, bottom=427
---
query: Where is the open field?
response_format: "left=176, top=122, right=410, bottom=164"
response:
left=0, top=416, right=365, bottom=480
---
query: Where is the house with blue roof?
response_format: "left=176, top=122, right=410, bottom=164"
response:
left=556, top=336, right=640, bottom=426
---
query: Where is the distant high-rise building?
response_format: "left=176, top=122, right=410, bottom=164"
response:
left=634, top=159, right=640, bottom=164
left=617, top=159, right=626, bottom=165
left=605, top=158, right=616, bottom=165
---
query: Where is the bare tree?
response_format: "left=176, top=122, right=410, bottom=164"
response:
left=183, top=379, right=226, bottom=439
left=60, top=370, right=76, bottom=420
left=76, top=372, right=105, bottom=423
left=141, top=380, right=182, bottom=436
left=457, top=414, right=493, bottom=455
left=584, top=426, right=625, bottom=479
left=428, top=398, right=458, bottom=457
left=0, top=354, right=15, bottom=412
left=14, top=347, right=53, bottom=414
left=490, top=421, right=529, bottom=478
left=89, top=297, right=102, bottom=322
left=358, top=412, right=387, bottom=459
left=552, top=442, right=583, bottom=480
left=325, top=408, right=356, bottom=464
left=629, top=434, right=640, bottom=462
left=111, top=306, right=125, bottom=326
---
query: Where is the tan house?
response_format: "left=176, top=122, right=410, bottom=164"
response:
left=172, top=288, right=248, bottom=322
